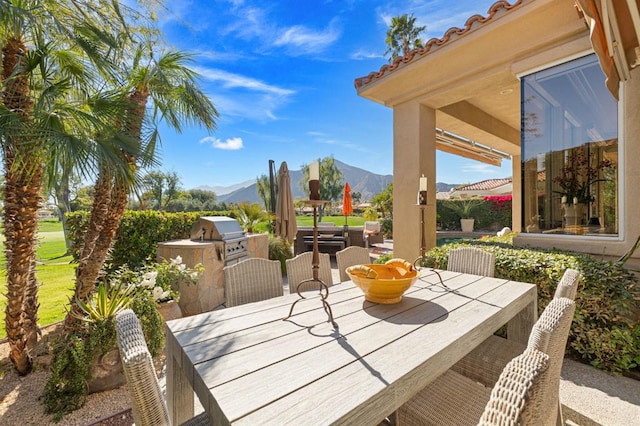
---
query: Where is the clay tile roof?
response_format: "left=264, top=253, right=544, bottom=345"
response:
left=354, top=0, right=523, bottom=89
left=457, top=177, right=512, bottom=191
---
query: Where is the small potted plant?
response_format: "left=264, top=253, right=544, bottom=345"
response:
left=446, top=198, right=483, bottom=232
left=116, top=256, right=204, bottom=321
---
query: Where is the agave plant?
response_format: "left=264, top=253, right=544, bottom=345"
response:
left=446, top=198, right=484, bottom=219
left=73, top=282, right=135, bottom=322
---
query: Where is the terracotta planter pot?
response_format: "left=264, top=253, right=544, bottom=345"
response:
left=87, top=348, right=125, bottom=394
left=156, top=300, right=183, bottom=322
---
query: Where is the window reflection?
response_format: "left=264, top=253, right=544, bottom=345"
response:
left=521, top=54, right=618, bottom=235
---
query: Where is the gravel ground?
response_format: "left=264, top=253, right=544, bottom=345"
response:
left=0, top=323, right=134, bottom=426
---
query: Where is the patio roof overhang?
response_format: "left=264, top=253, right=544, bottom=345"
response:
left=575, top=0, right=640, bottom=100
left=354, top=0, right=591, bottom=163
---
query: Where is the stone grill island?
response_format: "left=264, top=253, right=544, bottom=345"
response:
left=157, top=216, right=268, bottom=315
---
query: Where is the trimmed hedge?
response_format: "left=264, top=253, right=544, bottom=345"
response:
left=66, top=210, right=235, bottom=274
left=425, top=237, right=640, bottom=374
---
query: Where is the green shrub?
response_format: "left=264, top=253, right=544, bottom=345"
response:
left=269, top=236, right=293, bottom=274
left=66, top=210, right=234, bottom=275
left=42, top=293, right=164, bottom=420
left=426, top=239, right=640, bottom=374
left=373, top=253, right=394, bottom=264
left=380, top=217, right=393, bottom=239
left=363, top=207, right=378, bottom=222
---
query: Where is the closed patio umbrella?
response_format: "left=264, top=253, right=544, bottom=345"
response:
left=275, top=161, right=297, bottom=243
left=342, top=182, right=353, bottom=225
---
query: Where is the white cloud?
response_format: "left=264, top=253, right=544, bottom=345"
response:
left=204, top=91, right=286, bottom=121
left=194, top=49, right=247, bottom=62
left=193, top=66, right=294, bottom=121
left=200, top=136, right=244, bottom=150
left=461, top=163, right=498, bottom=174
left=308, top=132, right=369, bottom=153
left=274, top=19, right=341, bottom=55
left=220, top=4, right=341, bottom=56
left=193, top=66, right=294, bottom=96
left=350, top=49, right=384, bottom=60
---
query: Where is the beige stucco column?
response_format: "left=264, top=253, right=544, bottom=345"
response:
left=392, top=101, right=437, bottom=261
left=511, top=153, right=522, bottom=232
left=622, top=71, right=640, bottom=248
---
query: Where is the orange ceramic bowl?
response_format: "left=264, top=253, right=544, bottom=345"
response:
left=346, top=262, right=420, bottom=304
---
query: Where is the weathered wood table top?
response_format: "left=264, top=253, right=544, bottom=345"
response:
left=166, top=269, right=537, bottom=425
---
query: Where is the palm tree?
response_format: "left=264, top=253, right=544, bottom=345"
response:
left=65, top=46, right=219, bottom=328
left=0, top=0, right=153, bottom=374
left=256, top=174, right=276, bottom=212
left=384, top=14, right=426, bottom=63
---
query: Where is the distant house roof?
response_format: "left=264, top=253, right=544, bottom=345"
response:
left=450, top=177, right=512, bottom=198
left=354, top=1, right=522, bottom=89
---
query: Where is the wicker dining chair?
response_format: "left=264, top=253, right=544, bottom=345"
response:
left=397, top=297, right=576, bottom=425
left=478, top=348, right=552, bottom=425
left=335, top=246, right=372, bottom=282
left=286, top=251, right=333, bottom=293
left=553, top=267, right=581, bottom=300
left=115, top=309, right=209, bottom=426
left=223, top=258, right=284, bottom=308
left=452, top=268, right=582, bottom=387
left=398, top=347, right=551, bottom=426
left=447, top=247, right=496, bottom=277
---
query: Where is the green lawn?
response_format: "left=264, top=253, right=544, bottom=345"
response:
left=0, top=220, right=75, bottom=339
left=296, top=215, right=365, bottom=227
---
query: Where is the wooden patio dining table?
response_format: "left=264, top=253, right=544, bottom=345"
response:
left=165, top=269, right=537, bottom=425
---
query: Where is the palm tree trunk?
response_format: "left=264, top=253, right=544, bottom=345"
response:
left=64, top=90, right=147, bottom=329
left=64, top=165, right=113, bottom=329
left=2, top=37, right=42, bottom=375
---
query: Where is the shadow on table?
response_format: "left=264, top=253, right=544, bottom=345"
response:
left=364, top=298, right=449, bottom=325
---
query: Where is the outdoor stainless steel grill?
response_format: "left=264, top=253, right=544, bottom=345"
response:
left=190, top=216, right=248, bottom=264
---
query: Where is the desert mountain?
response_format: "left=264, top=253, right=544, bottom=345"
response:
left=196, top=179, right=255, bottom=196
left=213, top=159, right=458, bottom=205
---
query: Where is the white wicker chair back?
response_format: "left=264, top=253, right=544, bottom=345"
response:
left=223, top=258, right=283, bottom=308
left=447, top=247, right=496, bottom=277
left=335, top=246, right=372, bottom=282
left=286, top=251, right=333, bottom=293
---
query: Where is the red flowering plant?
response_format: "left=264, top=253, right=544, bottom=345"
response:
left=552, top=148, right=613, bottom=204
left=483, top=195, right=512, bottom=211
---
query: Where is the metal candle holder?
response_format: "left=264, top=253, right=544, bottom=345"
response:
left=283, top=197, right=337, bottom=328
left=413, top=192, right=444, bottom=284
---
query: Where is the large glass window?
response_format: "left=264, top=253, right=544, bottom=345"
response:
left=521, top=54, right=618, bottom=236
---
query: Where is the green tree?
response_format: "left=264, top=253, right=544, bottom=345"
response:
left=66, top=45, right=220, bottom=328
left=0, top=0, right=145, bottom=374
left=256, top=174, right=274, bottom=212
left=185, top=188, right=217, bottom=210
left=140, top=170, right=182, bottom=210
left=384, top=14, right=426, bottom=63
left=69, top=185, right=95, bottom=211
left=352, top=191, right=362, bottom=204
left=46, top=168, right=86, bottom=250
left=299, top=156, right=344, bottom=221
left=372, top=182, right=393, bottom=219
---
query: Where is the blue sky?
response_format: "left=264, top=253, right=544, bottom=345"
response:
left=155, top=0, right=509, bottom=190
